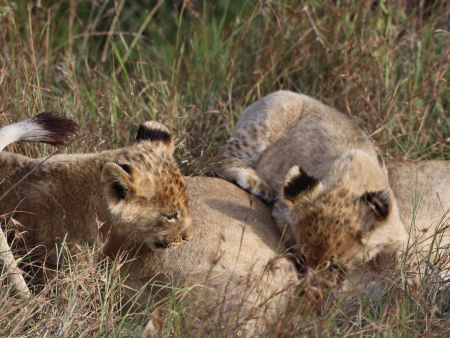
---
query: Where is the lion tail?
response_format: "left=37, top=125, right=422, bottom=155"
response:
left=0, top=112, right=78, bottom=152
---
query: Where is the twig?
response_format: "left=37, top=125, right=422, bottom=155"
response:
left=101, top=0, right=125, bottom=63
left=302, top=2, right=327, bottom=49
left=122, top=0, right=164, bottom=65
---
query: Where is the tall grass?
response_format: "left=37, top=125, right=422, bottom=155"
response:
left=0, top=0, right=449, bottom=336
left=1, top=1, right=448, bottom=166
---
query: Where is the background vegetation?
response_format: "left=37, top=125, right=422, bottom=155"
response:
left=0, top=0, right=449, bottom=336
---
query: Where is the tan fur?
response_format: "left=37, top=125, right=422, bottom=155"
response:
left=126, top=164, right=448, bottom=332
left=108, top=176, right=298, bottom=294
left=106, top=177, right=299, bottom=333
left=388, top=160, right=449, bottom=260
left=0, top=113, right=77, bottom=297
left=0, top=121, right=192, bottom=263
left=346, top=160, right=450, bottom=295
left=220, top=90, right=408, bottom=277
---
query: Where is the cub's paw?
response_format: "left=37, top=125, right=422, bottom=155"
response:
left=229, top=167, right=274, bottom=203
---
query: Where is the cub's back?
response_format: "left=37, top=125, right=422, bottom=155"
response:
left=0, top=152, right=34, bottom=186
left=255, top=92, right=377, bottom=190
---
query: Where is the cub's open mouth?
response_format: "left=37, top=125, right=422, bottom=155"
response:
left=151, top=239, right=183, bottom=251
left=167, top=240, right=182, bottom=248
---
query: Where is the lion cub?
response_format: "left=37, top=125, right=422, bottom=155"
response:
left=221, top=90, right=408, bottom=273
left=0, top=114, right=192, bottom=263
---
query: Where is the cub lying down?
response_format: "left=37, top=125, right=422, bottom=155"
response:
left=131, top=162, right=447, bottom=334
left=0, top=116, right=192, bottom=263
left=107, top=176, right=299, bottom=295
left=106, top=176, right=300, bottom=332
left=220, top=90, right=408, bottom=274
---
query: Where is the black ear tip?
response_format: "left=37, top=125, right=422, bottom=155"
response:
left=112, top=181, right=127, bottom=199
left=118, top=163, right=132, bottom=175
left=363, top=190, right=390, bottom=219
left=283, top=167, right=319, bottom=198
left=135, top=121, right=172, bottom=144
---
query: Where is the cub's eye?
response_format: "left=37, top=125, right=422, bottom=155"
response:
left=164, top=212, right=178, bottom=221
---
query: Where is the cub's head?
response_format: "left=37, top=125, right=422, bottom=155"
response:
left=280, top=153, right=407, bottom=271
left=101, top=121, right=192, bottom=251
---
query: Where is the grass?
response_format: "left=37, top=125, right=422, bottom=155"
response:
left=0, top=0, right=449, bottom=336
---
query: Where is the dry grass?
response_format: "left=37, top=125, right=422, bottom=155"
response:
left=0, top=0, right=449, bottom=336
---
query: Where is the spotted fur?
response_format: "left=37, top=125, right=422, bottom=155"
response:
left=220, top=90, right=408, bottom=283
left=0, top=119, right=192, bottom=264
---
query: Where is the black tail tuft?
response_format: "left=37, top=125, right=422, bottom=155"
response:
left=32, top=112, right=78, bottom=145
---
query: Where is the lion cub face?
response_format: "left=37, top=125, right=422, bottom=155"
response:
left=101, top=122, right=192, bottom=251
left=280, top=152, right=407, bottom=271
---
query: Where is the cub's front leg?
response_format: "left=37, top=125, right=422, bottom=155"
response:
left=220, top=160, right=274, bottom=203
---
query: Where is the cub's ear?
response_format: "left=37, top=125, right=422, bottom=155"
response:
left=360, top=190, right=390, bottom=226
left=101, top=163, right=134, bottom=200
left=283, top=166, right=320, bottom=202
left=135, top=121, right=174, bottom=154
